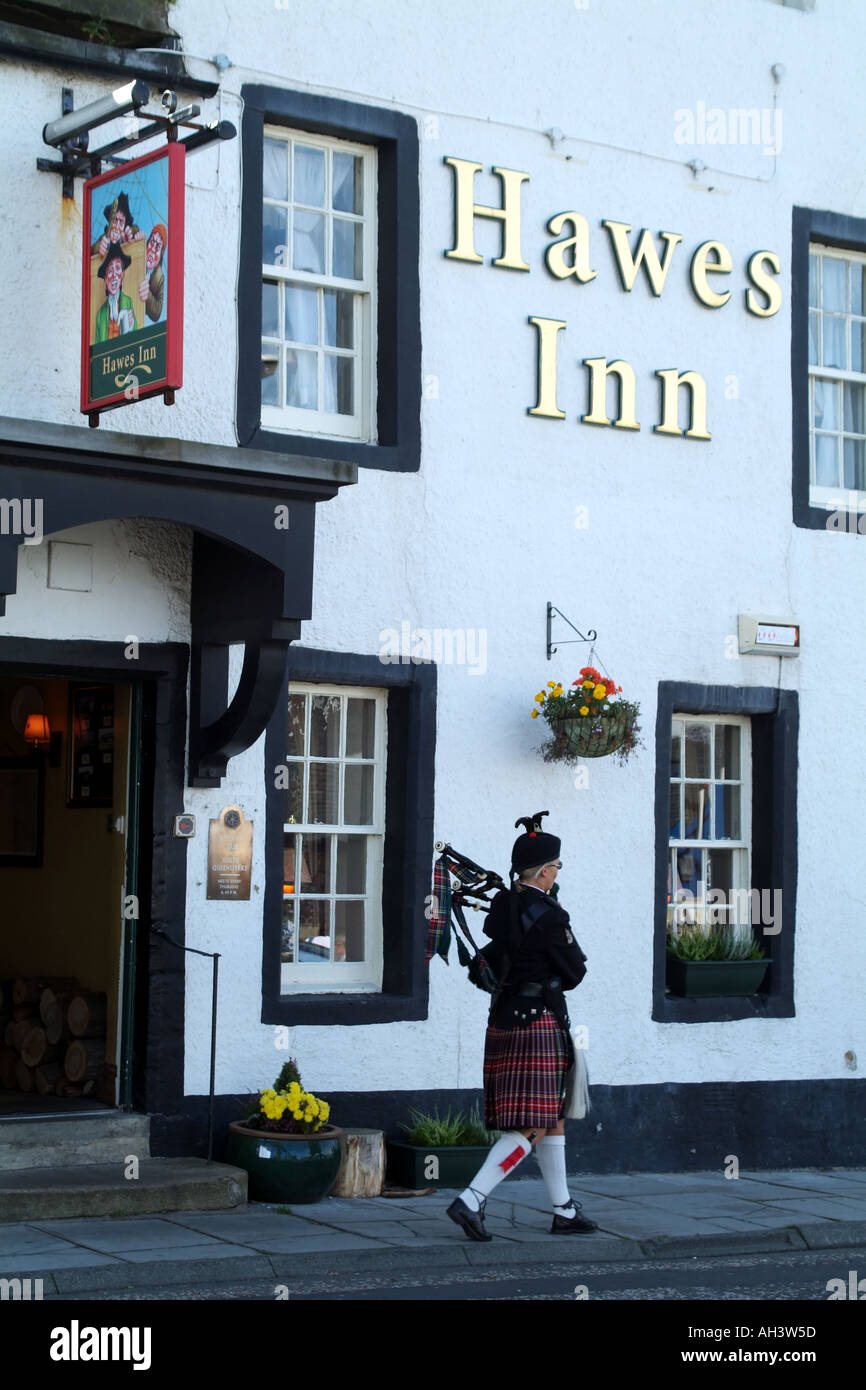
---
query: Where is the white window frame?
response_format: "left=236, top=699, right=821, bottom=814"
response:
left=667, top=714, right=752, bottom=936
left=808, top=242, right=866, bottom=511
left=280, top=683, right=386, bottom=993
left=261, top=126, right=377, bottom=442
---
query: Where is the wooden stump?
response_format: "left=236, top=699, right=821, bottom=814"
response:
left=64, top=1039, right=105, bottom=1083
left=20, top=1026, right=51, bottom=1068
left=332, top=1128, right=385, bottom=1198
left=67, top=994, right=108, bottom=1039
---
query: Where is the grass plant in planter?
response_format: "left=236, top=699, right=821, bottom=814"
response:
left=532, top=667, right=641, bottom=766
left=666, top=922, right=769, bottom=998
left=227, top=1059, right=342, bottom=1203
left=386, top=1105, right=499, bottom=1189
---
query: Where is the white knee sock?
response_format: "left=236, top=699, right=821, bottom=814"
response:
left=458, top=1131, right=533, bottom=1211
left=535, top=1133, right=572, bottom=1211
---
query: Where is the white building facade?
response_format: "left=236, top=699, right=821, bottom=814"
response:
left=0, top=0, right=864, bottom=1170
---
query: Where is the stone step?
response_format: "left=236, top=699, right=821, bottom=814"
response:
left=0, top=1113, right=151, bottom=1171
left=0, top=1158, right=247, bottom=1222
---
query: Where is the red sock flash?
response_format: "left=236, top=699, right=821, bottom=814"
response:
left=499, top=1144, right=526, bottom=1173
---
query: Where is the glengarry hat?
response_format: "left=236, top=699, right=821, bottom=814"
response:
left=510, top=810, right=561, bottom=875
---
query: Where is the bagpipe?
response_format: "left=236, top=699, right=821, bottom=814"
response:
left=427, top=840, right=505, bottom=976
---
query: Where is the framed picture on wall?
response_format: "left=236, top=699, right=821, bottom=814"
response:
left=0, top=757, right=44, bottom=867
left=67, top=683, right=114, bottom=809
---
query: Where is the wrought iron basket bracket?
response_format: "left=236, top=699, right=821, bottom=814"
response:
left=547, top=603, right=597, bottom=661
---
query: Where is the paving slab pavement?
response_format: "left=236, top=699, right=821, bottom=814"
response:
left=0, top=1168, right=865, bottom=1295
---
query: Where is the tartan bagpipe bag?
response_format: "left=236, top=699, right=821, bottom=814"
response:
left=428, top=846, right=509, bottom=993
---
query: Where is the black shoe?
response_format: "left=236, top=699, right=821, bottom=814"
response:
left=447, top=1195, right=492, bottom=1242
left=550, top=1199, right=598, bottom=1234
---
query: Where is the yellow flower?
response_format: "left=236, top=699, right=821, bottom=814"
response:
left=534, top=691, right=545, bottom=703
left=579, top=705, right=589, bottom=716
left=553, top=684, right=563, bottom=697
left=593, top=684, right=606, bottom=700
left=530, top=708, right=539, bottom=718
left=583, top=680, right=593, bottom=689
left=546, top=681, right=556, bottom=688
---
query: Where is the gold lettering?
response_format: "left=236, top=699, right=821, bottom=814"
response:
left=745, top=250, right=782, bottom=317
left=602, top=221, right=683, bottom=296
left=690, top=240, right=733, bottom=308
left=545, top=213, right=597, bottom=284
left=444, top=157, right=530, bottom=271
left=581, top=358, right=640, bottom=430
left=528, top=317, right=566, bottom=419
left=654, top=369, right=711, bottom=440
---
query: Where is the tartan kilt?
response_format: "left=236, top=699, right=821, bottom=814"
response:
left=483, top=1011, right=570, bottom=1130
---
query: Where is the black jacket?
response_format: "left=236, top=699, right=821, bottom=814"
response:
left=482, top=885, right=587, bottom=1025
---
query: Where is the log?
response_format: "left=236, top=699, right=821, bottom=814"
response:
left=332, top=1128, right=385, bottom=1198
left=11, top=1019, right=32, bottom=1052
left=12, top=1004, right=35, bottom=1022
left=40, top=987, right=78, bottom=1026
left=43, top=1001, right=71, bottom=1047
left=64, top=1039, right=105, bottom=1083
left=0, top=1044, right=17, bottom=1090
left=82, top=1080, right=95, bottom=1097
left=55, top=1079, right=83, bottom=1098
left=35, top=1063, right=62, bottom=1095
left=67, top=994, right=108, bottom=1039
left=14, top=1059, right=35, bottom=1092
left=20, top=1026, right=49, bottom=1068
left=13, top=977, right=79, bottom=1006
left=4, top=1021, right=14, bottom=1047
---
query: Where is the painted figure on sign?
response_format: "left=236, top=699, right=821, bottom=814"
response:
left=94, top=243, right=135, bottom=342
left=139, top=223, right=167, bottom=323
left=90, top=191, right=144, bottom=258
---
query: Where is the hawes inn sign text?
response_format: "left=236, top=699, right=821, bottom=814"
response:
left=444, top=158, right=782, bottom=440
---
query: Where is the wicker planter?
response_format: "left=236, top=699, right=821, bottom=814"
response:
left=549, top=708, right=634, bottom=759
left=666, top=957, right=770, bottom=998
left=226, top=1122, right=343, bottom=1203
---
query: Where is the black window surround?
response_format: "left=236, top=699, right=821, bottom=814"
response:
left=653, top=681, right=798, bottom=1022
left=792, top=204, right=866, bottom=531
left=238, top=85, right=421, bottom=473
left=262, top=649, right=436, bottom=1026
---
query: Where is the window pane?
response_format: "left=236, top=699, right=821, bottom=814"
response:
left=261, top=341, right=279, bottom=405
left=333, top=217, right=363, bottom=279
left=814, top=433, right=838, bottom=486
left=823, top=315, right=846, bottom=369
left=324, top=354, right=354, bottom=415
left=707, top=848, right=734, bottom=914
left=670, top=721, right=682, bottom=777
left=684, top=723, right=710, bottom=778
left=684, top=783, right=710, bottom=840
left=344, top=764, right=373, bottom=824
left=308, top=762, right=339, bottom=823
left=287, top=694, right=306, bottom=757
left=669, top=784, right=681, bottom=839
left=280, top=897, right=295, bottom=962
left=714, top=724, right=740, bottom=780
left=808, top=252, right=817, bottom=309
left=264, top=138, right=288, bottom=201
left=852, top=321, right=865, bottom=374
left=285, top=285, right=318, bottom=345
left=821, top=257, right=845, bottom=312
left=293, top=211, right=325, bottom=273
left=843, top=381, right=864, bottom=434
left=853, top=264, right=864, bottom=316
left=674, top=847, right=702, bottom=921
left=282, top=834, right=300, bottom=895
left=843, top=439, right=866, bottom=491
left=332, top=152, right=363, bottom=214
left=310, top=694, right=341, bottom=756
left=714, top=784, right=741, bottom=840
left=294, top=144, right=325, bottom=207
left=262, top=204, right=287, bottom=265
left=813, top=378, right=838, bottom=432
left=324, top=290, right=354, bottom=348
left=262, top=281, right=279, bottom=336
left=303, top=833, right=331, bottom=893
left=286, top=349, right=317, bottom=409
left=346, top=698, right=376, bottom=757
left=336, top=834, right=367, bottom=893
left=335, top=900, right=364, bottom=961
left=808, top=311, right=818, bottom=366
left=286, top=763, right=303, bottom=823
left=299, top=899, right=330, bottom=962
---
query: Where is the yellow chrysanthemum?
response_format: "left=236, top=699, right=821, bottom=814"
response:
left=593, top=683, right=606, bottom=700
left=534, top=691, right=545, bottom=703
left=583, top=680, right=593, bottom=689
left=579, top=705, right=590, bottom=716
left=530, top=708, right=539, bottom=718
left=546, top=680, right=556, bottom=688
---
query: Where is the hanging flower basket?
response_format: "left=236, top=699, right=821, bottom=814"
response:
left=531, top=667, right=641, bottom=767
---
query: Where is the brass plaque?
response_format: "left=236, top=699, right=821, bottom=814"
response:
left=207, top=805, right=253, bottom=900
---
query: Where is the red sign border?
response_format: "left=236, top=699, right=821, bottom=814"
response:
left=80, top=141, right=184, bottom=417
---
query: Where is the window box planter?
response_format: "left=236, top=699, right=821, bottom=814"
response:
left=666, top=957, right=769, bottom=998
left=226, top=1122, right=343, bottom=1203
left=386, top=1140, right=492, bottom=1190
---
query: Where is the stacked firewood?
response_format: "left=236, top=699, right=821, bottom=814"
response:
left=0, top=978, right=108, bottom=1098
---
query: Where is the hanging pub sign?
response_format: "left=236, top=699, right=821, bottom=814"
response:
left=80, top=141, right=184, bottom=421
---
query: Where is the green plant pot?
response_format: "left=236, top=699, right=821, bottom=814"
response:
left=549, top=710, right=633, bottom=759
left=386, top=1141, right=492, bottom=1190
left=226, top=1122, right=343, bottom=1203
left=666, top=957, right=770, bottom=998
